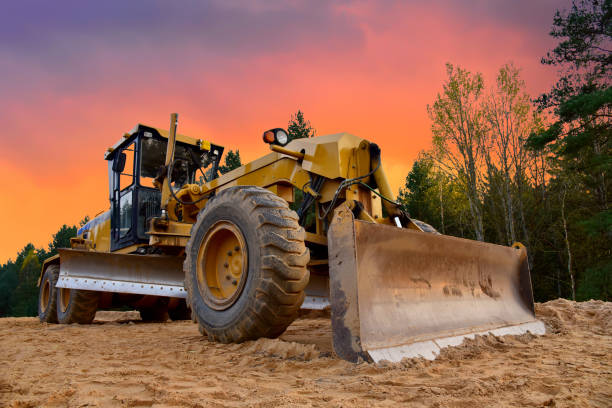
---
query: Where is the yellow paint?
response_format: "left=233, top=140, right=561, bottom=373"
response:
left=43, top=129, right=401, bottom=283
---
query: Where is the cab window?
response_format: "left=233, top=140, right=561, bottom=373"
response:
left=120, top=142, right=135, bottom=190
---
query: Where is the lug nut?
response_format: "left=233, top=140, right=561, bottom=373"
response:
left=226, top=275, right=231, bottom=280
left=234, top=246, right=240, bottom=251
left=224, top=262, right=229, bottom=268
left=232, top=280, right=238, bottom=285
left=227, top=251, right=233, bottom=256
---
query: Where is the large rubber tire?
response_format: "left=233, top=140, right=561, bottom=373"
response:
left=38, top=265, right=59, bottom=323
left=185, top=186, right=310, bottom=342
left=57, top=287, right=100, bottom=324
left=168, top=299, right=192, bottom=321
left=139, top=298, right=169, bottom=322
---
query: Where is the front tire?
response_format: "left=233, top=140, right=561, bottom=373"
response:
left=38, top=265, right=59, bottom=323
left=185, top=186, right=310, bottom=342
left=57, top=287, right=100, bottom=324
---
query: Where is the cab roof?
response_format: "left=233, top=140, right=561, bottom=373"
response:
left=104, top=123, right=216, bottom=160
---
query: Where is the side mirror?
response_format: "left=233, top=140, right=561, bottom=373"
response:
left=113, top=152, right=127, bottom=173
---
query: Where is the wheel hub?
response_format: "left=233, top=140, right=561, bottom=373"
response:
left=197, top=221, right=248, bottom=310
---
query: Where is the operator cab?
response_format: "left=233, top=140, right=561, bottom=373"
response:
left=105, top=124, right=223, bottom=251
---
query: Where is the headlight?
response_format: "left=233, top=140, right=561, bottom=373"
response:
left=262, top=128, right=290, bottom=146
left=275, top=130, right=288, bottom=145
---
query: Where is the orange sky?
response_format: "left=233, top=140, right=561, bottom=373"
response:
left=0, top=1, right=568, bottom=263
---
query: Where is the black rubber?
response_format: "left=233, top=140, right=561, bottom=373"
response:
left=185, top=186, right=310, bottom=342
left=38, top=265, right=59, bottom=323
left=56, top=288, right=100, bottom=324
left=139, top=298, right=170, bottom=322
left=168, top=299, right=192, bottom=321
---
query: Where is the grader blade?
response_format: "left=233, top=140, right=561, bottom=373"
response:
left=328, top=207, right=544, bottom=363
left=55, top=249, right=187, bottom=298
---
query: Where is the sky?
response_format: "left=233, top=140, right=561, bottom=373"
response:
left=0, top=0, right=571, bottom=263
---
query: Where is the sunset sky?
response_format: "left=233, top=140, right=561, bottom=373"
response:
left=0, top=0, right=570, bottom=263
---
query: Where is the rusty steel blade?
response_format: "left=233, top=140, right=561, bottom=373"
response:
left=55, top=249, right=187, bottom=298
left=328, top=207, right=544, bottom=363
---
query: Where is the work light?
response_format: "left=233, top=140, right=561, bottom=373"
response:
left=262, top=128, right=289, bottom=146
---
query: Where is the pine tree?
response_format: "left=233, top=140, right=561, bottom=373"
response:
left=218, top=150, right=242, bottom=174
left=287, top=110, right=316, bottom=141
left=46, top=224, right=77, bottom=257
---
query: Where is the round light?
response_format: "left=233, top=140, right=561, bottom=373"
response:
left=263, top=130, right=275, bottom=143
left=275, top=130, right=288, bottom=145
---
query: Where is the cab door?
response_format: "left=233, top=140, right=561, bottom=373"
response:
left=110, top=140, right=138, bottom=251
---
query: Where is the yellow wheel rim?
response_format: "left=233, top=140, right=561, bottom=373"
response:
left=59, top=287, right=70, bottom=313
left=40, top=279, right=50, bottom=313
left=197, top=221, right=248, bottom=310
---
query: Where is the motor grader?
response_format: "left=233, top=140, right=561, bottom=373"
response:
left=37, top=113, right=544, bottom=363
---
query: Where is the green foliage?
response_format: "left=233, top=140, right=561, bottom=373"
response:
left=11, top=247, right=41, bottom=317
left=398, top=155, right=436, bottom=220
left=427, top=63, right=490, bottom=241
left=287, top=110, right=316, bottom=141
left=0, top=261, right=18, bottom=317
left=46, top=224, right=77, bottom=257
left=528, top=0, right=611, bottom=300
left=409, top=3, right=610, bottom=301
left=218, top=150, right=242, bottom=174
left=415, top=55, right=608, bottom=300
left=79, top=216, right=90, bottom=227
left=0, top=222, right=80, bottom=317
left=577, top=262, right=611, bottom=301
left=538, top=0, right=610, bottom=109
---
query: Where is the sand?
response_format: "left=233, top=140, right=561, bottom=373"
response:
left=1, top=299, right=610, bottom=407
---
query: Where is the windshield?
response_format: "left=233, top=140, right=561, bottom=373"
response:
left=140, top=138, right=205, bottom=188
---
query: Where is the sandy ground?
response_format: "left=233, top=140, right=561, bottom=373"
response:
left=0, top=299, right=610, bottom=407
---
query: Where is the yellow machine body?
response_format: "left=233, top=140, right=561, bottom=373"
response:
left=45, top=117, right=544, bottom=363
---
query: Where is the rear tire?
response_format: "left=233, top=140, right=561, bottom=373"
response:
left=38, top=265, right=59, bottom=323
left=185, top=186, right=310, bottom=342
left=57, top=287, right=100, bottom=324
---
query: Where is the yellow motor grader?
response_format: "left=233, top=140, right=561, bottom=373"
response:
left=38, top=114, right=544, bottom=362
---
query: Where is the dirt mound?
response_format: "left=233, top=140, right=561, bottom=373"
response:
left=1, top=300, right=610, bottom=407
left=536, top=298, right=611, bottom=335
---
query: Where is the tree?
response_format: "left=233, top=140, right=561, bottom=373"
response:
left=428, top=63, right=487, bottom=240
left=0, top=244, right=42, bottom=317
left=46, top=224, right=77, bottom=257
left=0, top=221, right=82, bottom=317
left=398, top=154, right=437, bottom=222
left=528, top=0, right=611, bottom=301
left=10, top=246, right=41, bottom=317
left=483, top=64, right=543, bottom=247
left=79, top=216, right=90, bottom=227
left=287, top=110, right=316, bottom=141
left=218, top=150, right=242, bottom=174
left=529, top=0, right=610, bottom=213
left=419, top=61, right=596, bottom=301
left=0, top=260, right=18, bottom=317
